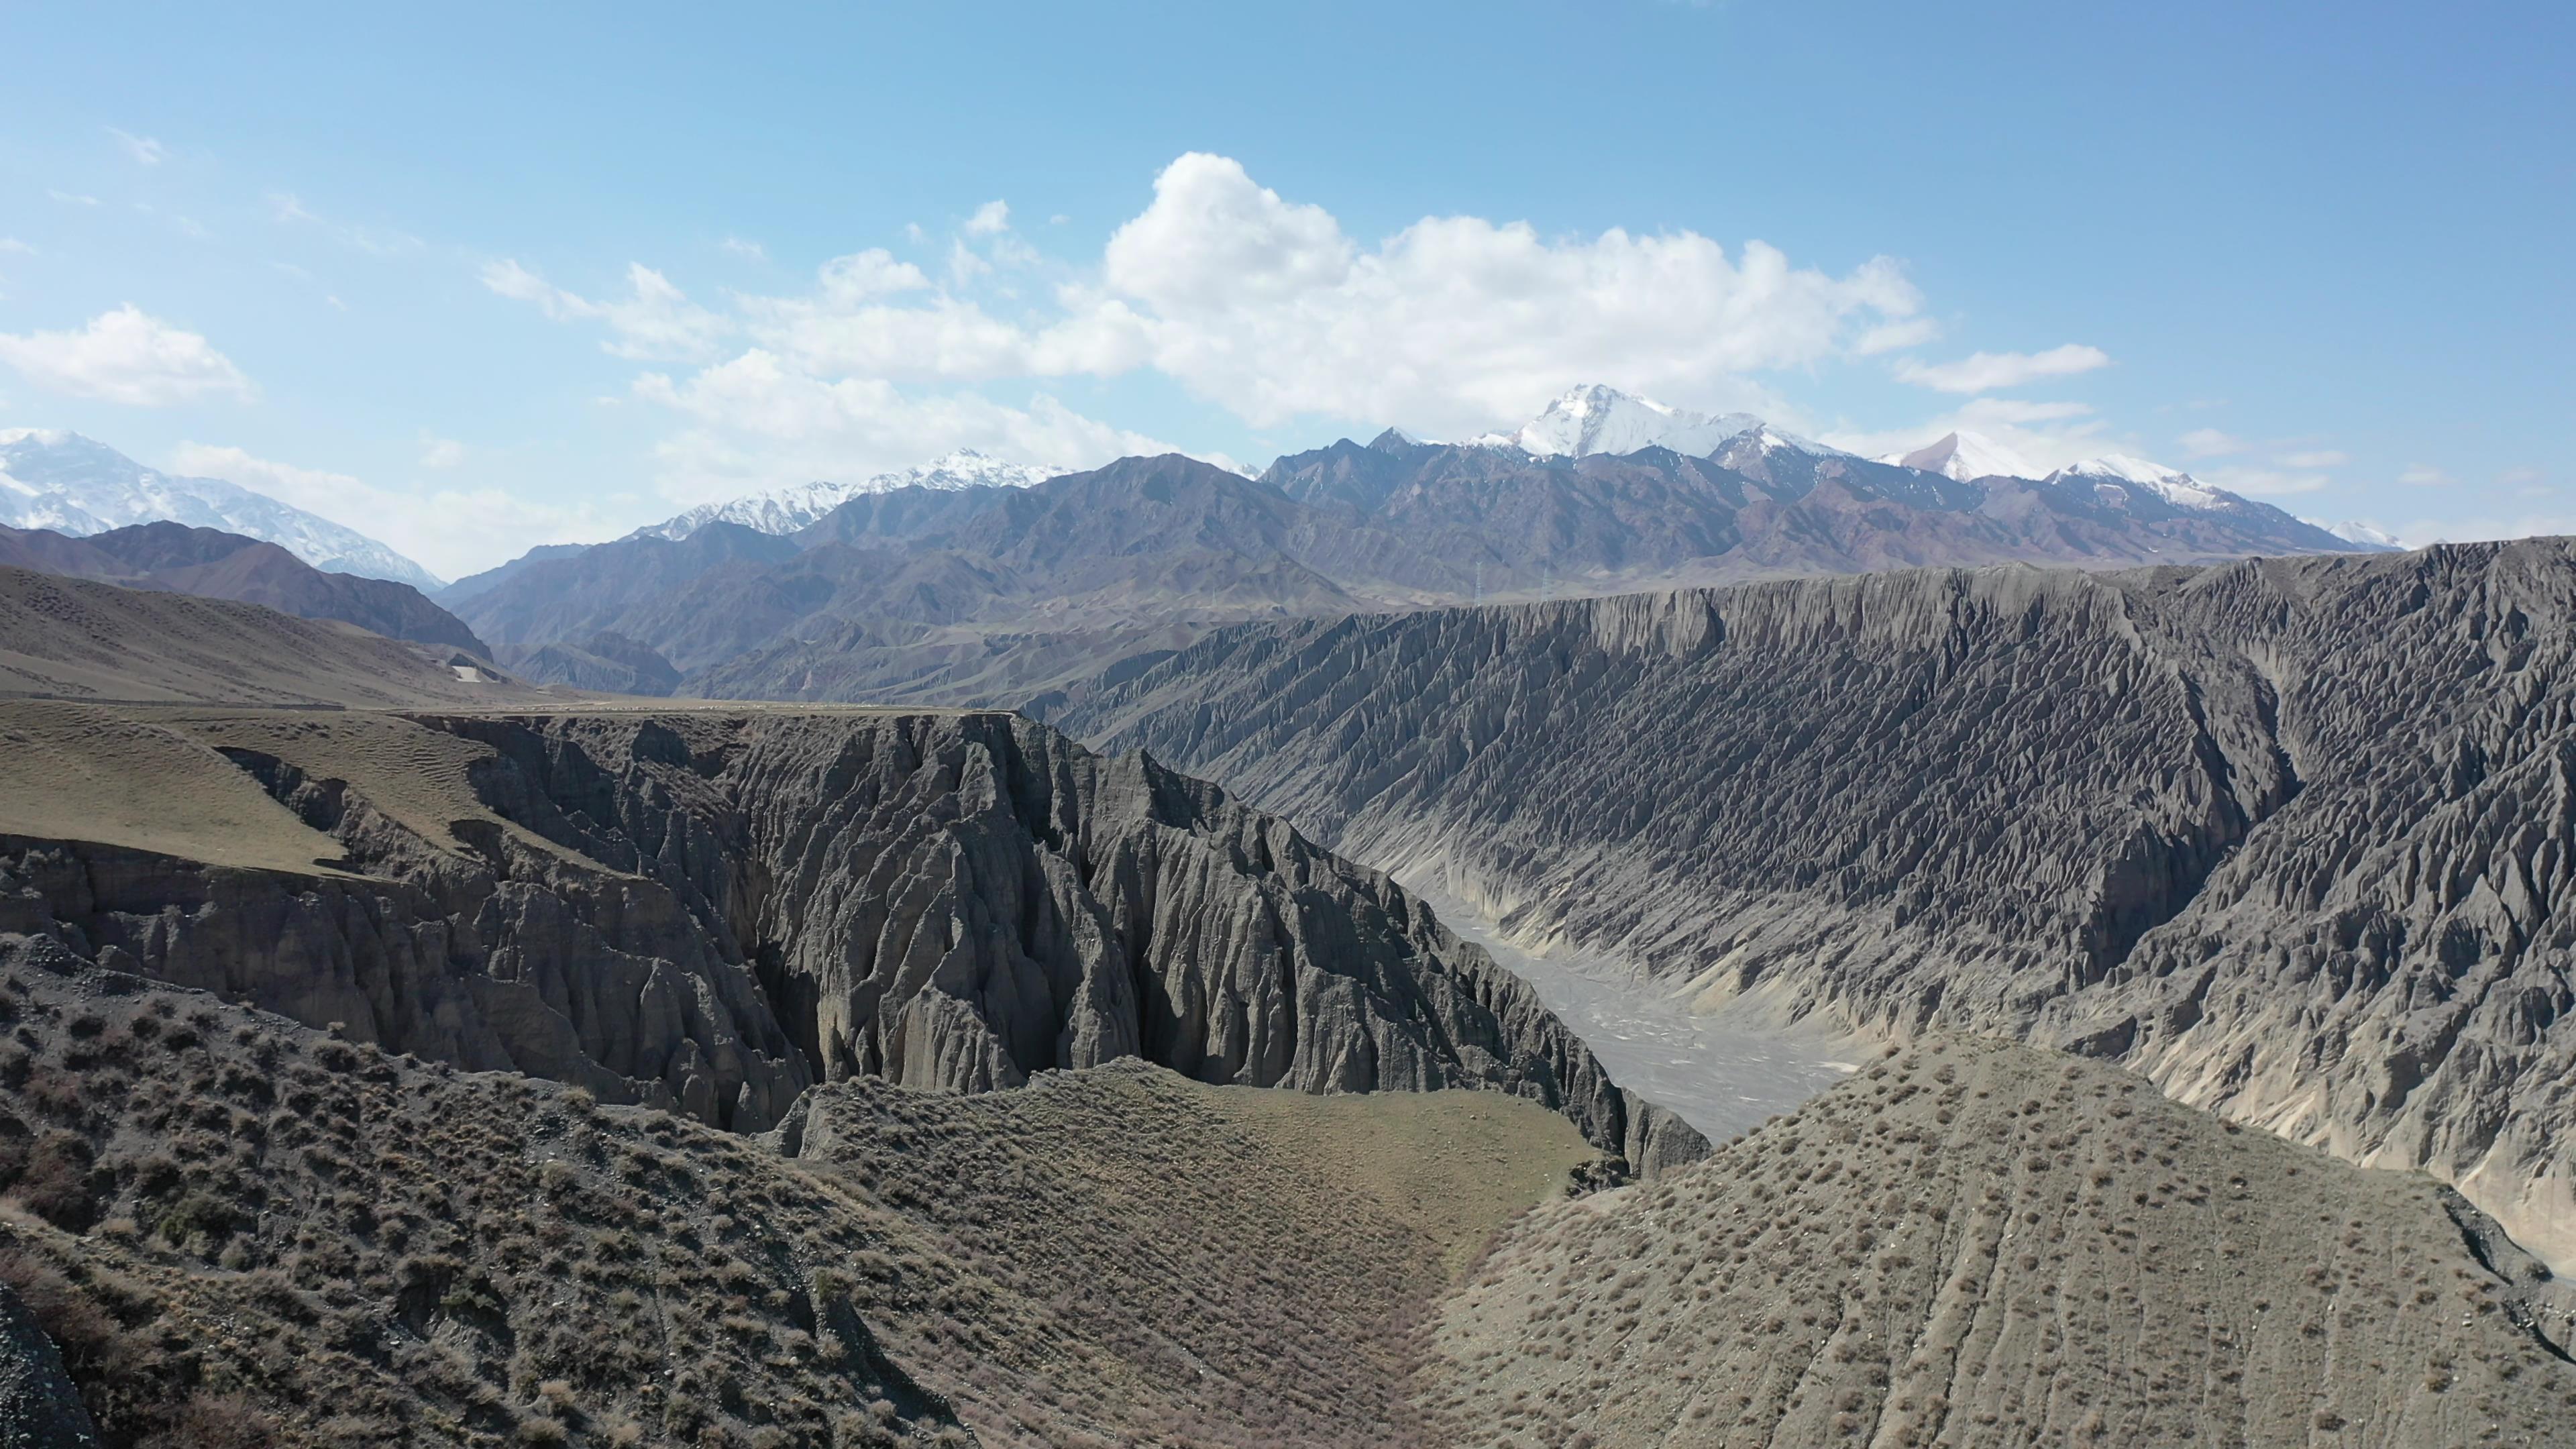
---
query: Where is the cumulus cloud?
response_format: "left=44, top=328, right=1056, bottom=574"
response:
left=419, top=435, right=465, bottom=469
left=503, top=152, right=2097, bottom=494
left=631, top=350, right=1177, bottom=506
left=0, top=305, right=255, bottom=406
left=170, top=443, right=626, bottom=580
left=1852, top=317, right=1941, bottom=356
left=710, top=153, right=1926, bottom=438
left=482, top=259, right=729, bottom=362
left=1892, top=343, right=2112, bottom=394
left=720, top=236, right=769, bottom=262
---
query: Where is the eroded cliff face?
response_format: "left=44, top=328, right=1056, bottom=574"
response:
left=0, top=706, right=1695, bottom=1172
left=1063, top=540, right=2576, bottom=1266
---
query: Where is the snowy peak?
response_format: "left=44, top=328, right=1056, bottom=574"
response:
left=1479, top=384, right=1764, bottom=459
left=634, top=449, right=1063, bottom=541
left=2059, top=453, right=2188, bottom=486
left=1885, top=431, right=2041, bottom=483
left=2320, top=520, right=2405, bottom=550
left=2051, top=455, right=2241, bottom=511
left=0, top=429, right=442, bottom=589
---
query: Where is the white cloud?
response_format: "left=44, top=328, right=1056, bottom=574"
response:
left=2398, top=464, right=2453, bottom=486
left=964, top=200, right=1011, bottom=235
left=701, top=153, right=1926, bottom=439
left=0, top=305, right=255, bottom=406
left=48, top=191, right=100, bottom=207
left=170, top=443, right=625, bottom=580
left=419, top=435, right=465, bottom=469
left=2279, top=449, right=2347, bottom=469
left=0, top=239, right=34, bottom=256
left=2178, top=427, right=2243, bottom=458
left=720, top=236, right=769, bottom=263
left=1852, top=317, right=1941, bottom=356
left=631, top=350, right=1173, bottom=507
left=1892, top=343, right=2112, bottom=394
left=108, top=127, right=165, bottom=166
left=481, top=259, right=729, bottom=362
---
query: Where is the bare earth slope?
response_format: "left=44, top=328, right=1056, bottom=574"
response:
left=0, top=521, right=489, bottom=656
left=1422, top=1037, right=2576, bottom=1449
left=1063, top=539, right=2576, bottom=1267
left=0, top=566, right=541, bottom=708
left=0, top=703, right=1697, bottom=1175
left=0, top=957, right=1590, bottom=1447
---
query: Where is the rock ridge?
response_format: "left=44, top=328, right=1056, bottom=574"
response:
left=0, top=705, right=1698, bottom=1174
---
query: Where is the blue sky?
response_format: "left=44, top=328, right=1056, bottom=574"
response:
left=1, top=0, right=2567, bottom=578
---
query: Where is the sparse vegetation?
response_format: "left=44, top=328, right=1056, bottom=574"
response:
left=0, top=957, right=1589, bottom=1447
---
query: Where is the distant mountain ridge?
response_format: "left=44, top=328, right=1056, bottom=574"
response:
left=627, top=449, right=1063, bottom=541
left=0, top=519, right=489, bottom=655
left=447, top=394, right=2385, bottom=706
left=0, top=429, right=443, bottom=590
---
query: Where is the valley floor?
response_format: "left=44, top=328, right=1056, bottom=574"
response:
left=1395, top=882, right=1867, bottom=1144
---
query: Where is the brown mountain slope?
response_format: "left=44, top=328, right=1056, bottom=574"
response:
left=0, top=566, right=547, bottom=707
left=0, top=522, right=488, bottom=655
left=1421, top=1036, right=2575, bottom=1449
left=1061, top=539, right=2576, bottom=1269
left=0, top=956, right=1591, bottom=1447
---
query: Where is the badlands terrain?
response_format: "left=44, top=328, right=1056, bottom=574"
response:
left=0, top=439, right=2569, bottom=1444
left=1067, top=537, right=2576, bottom=1275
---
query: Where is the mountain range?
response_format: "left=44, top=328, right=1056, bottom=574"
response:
left=0, top=429, right=443, bottom=590
left=419, top=391, right=2375, bottom=706
left=623, top=448, right=1064, bottom=541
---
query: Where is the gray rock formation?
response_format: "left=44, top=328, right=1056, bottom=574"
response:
left=0, top=1284, right=97, bottom=1449
left=0, top=706, right=1695, bottom=1172
left=1062, top=539, right=2576, bottom=1267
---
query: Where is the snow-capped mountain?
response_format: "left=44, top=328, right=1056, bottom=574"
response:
left=1476, top=384, right=1762, bottom=458
left=1883, top=431, right=2042, bottom=483
left=2048, top=455, right=2241, bottom=511
left=0, top=429, right=442, bottom=589
left=2320, top=520, right=2406, bottom=550
left=631, top=449, right=1064, bottom=541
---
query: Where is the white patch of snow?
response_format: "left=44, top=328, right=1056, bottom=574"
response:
left=2318, top=519, right=2405, bottom=549
left=2053, top=455, right=2239, bottom=511
left=0, top=430, right=443, bottom=588
left=1493, top=384, right=1764, bottom=459
left=1883, top=431, right=2041, bottom=482
left=632, top=449, right=1065, bottom=541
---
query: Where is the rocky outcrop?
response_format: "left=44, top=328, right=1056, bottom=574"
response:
left=1063, top=539, right=2576, bottom=1265
left=0, top=1283, right=97, bottom=1449
left=0, top=706, right=1696, bottom=1172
